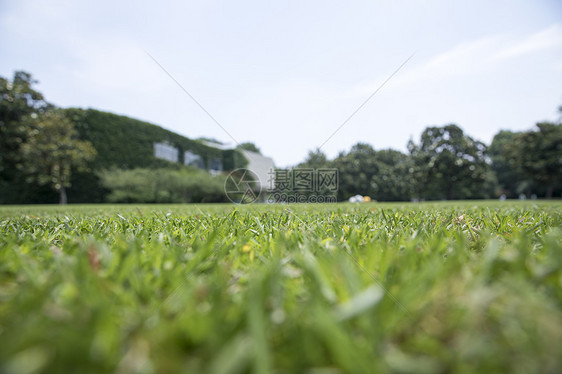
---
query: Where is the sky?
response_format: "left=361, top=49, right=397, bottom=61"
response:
left=1, top=0, right=561, bottom=167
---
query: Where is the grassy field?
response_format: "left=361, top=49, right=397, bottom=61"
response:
left=0, top=201, right=561, bottom=373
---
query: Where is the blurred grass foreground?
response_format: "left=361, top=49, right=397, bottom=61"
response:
left=0, top=201, right=561, bottom=373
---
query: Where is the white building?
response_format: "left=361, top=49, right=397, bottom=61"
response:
left=240, top=150, right=275, bottom=193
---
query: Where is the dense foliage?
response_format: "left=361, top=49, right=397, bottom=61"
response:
left=98, top=167, right=228, bottom=203
left=20, top=109, right=97, bottom=204
left=298, top=144, right=414, bottom=202
left=488, top=130, right=525, bottom=198
left=0, top=202, right=560, bottom=372
left=299, top=120, right=560, bottom=201
left=66, top=109, right=227, bottom=170
left=500, top=123, right=562, bottom=198
left=332, top=145, right=414, bottom=201
left=407, top=124, right=492, bottom=200
left=0, top=71, right=54, bottom=203
left=65, top=108, right=247, bottom=203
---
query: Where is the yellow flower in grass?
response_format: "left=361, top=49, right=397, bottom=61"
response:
left=242, top=244, right=254, bottom=262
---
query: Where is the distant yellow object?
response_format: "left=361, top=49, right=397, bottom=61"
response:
left=363, top=196, right=371, bottom=202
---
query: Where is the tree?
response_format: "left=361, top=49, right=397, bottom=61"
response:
left=408, top=124, right=491, bottom=200
left=370, top=149, right=414, bottom=201
left=329, top=144, right=414, bottom=201
left=0, top=71, right=52, bottom=202
left=237, top=142, right=261, bottom=154
left=488, top=130, right=527, bottom=197
left=20, top=110, right=97, bottom=204
left=298, top=149, right=329, bottom=169
left=503, top=123, right=562, bottom=198
left=332, top=143, right=379, bottom=200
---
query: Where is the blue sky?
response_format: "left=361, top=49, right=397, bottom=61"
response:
left=1, top=0, right=561, bottom=166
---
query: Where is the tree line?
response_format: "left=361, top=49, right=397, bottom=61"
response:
left=1, top=70, right=560, bottom=203
left=298, top=118, right=561, bottom=201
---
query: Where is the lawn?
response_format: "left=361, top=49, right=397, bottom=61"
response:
left=0, top=201, right=561, bottom=373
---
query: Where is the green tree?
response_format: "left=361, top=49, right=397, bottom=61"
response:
left=503, top=123, right=562, bottom=198
left=332, top=145, right=414, bottom=201
left=298, top=149, right=329, bottom=169
left=408, top=124, right=491, bottom=200
left=0, top=71, right=52, bottom=202
left=488, top=130, right=527, bottom=197
left=20, top=110, right=97, bottom=204
left=332, top=143, right=379, bottom=200
left=291, top=149, right=337, bottom=201
left=370, top=149, right=414, bottom=201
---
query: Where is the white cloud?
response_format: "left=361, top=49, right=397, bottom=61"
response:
left=493, top=24, right=562, bottom=61
left=423, top=35, right=504, bottom=76
left=361, top=23, right=562, bottom=93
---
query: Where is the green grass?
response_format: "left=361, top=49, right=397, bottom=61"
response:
left=0, top=201, right=561, bottom=373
